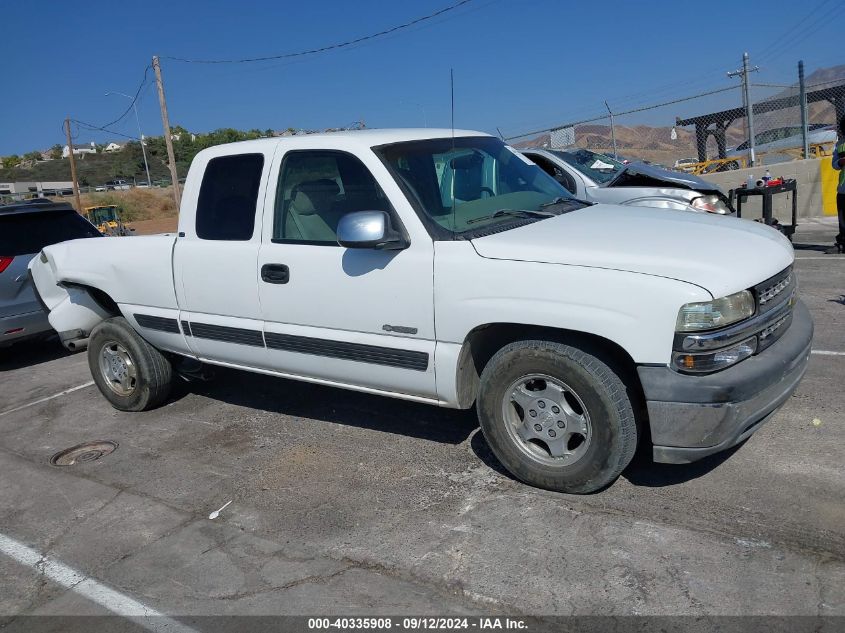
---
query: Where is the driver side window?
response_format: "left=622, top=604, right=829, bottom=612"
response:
left=273, top=151, right=392, bottom=245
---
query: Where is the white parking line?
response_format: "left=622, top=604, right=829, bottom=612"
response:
left=0, top=381, right=95, bottom=418
left=794, top=257, right=845, bottom=260
left=812, top=350, right=845, bottom=356
left=0, top=533, right=198, bottom=633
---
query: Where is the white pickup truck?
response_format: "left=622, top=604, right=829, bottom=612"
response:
left=29, top=129, right=813, bottom=493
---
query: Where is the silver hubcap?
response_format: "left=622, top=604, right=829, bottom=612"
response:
left=98, top=341, right=137, bottom=396
left=502, top=374, right=592, bottom=466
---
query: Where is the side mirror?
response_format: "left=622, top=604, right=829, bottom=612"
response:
left=337, top=211, right=407, bottom=250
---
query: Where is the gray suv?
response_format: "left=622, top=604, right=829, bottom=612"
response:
left=1, top=201, right=101, bottom=347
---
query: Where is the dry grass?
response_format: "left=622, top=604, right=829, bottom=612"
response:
left=49, top=187, right=178, bottom=222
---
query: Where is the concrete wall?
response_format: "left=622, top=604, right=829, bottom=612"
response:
left=699, top=158, right=831, bottom=222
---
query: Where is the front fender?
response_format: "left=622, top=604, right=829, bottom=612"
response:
left=434, top=242, right=711, bottom=365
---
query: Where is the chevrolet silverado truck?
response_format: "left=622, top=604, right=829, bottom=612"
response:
left=29, top=129, right=813, bottom=493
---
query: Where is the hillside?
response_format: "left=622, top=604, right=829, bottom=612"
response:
left=512, top=63, right=845, bottom=165
left=0, top=142, right=172, bottom=186
left=754, top=64, right=845, bottom=132
left=512, top=125, right=706, bottom=165
left=0, top=127, right=274, bottom=185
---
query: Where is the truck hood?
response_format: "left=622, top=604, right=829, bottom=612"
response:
left=470, top=204, right=793, bottom=298
left=606, top=162, right=725, bottom=196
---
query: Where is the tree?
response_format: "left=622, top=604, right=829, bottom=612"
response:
left=49, top=144, right=63, bottom=160
left=24, top=151, right=42, bottom=163
left=1, top=155, right=21, bottom=169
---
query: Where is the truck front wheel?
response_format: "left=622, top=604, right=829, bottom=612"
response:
left=477, top=340, right=637, bottom=494
left=88, top=317, right=173, bottom=411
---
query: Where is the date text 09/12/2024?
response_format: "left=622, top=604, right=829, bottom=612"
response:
left=307, top=617, right=529, bottom=630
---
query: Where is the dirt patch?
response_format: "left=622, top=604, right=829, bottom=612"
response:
left=131, top=217, right=178, bottom=235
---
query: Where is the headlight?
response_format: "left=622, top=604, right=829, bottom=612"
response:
left=690, top=194, right=729, bottom=214
left=676, top=290, right=755, bottom=332
left=673, top=336, right=757, bottom=373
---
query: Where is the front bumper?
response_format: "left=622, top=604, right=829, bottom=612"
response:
left=638, top=299, right=813, bottom=464
left=0, top=309, right=51, bottom=347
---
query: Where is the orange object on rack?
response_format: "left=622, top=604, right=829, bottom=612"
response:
left=766, top=178, right=784, bottom=187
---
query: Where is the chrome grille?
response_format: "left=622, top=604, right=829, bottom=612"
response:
left=759, top=274, right=792, bottom=305
left=755, top=267, right=794, bottom=312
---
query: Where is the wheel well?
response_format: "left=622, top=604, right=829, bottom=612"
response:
left=454, top=323, right=643, bottom=410
left=67, top=283, right=120, bottom=317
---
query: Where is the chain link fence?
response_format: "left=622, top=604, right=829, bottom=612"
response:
left=507, top=61, right=844, bottom=175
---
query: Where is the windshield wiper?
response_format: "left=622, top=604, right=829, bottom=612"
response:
left=465, top=209, right=555, bottom=225
left=540, top=196, right=591, bottom=211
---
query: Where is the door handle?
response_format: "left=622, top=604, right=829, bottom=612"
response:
left=261, top=263, right=289, bottom=284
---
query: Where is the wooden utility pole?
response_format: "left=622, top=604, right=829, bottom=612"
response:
left=152, top=55, right=181, bottom=208
left=64, top=118, right=83, bottom=213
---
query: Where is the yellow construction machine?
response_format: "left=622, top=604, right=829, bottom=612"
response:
left=83, top=205, right=133, bottom=236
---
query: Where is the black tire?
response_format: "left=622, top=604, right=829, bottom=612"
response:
left=87, top=317, right=173, bottom=411
left=477, top=340, right=638, bottom=494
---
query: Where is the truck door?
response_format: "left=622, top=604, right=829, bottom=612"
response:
left=256, top=149, right=437, bottom=400
left=173, top=149, right=272, bottom=367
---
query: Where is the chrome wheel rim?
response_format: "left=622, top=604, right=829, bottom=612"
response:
left=502, top=373, right=592, bottom=466
left=98, top=341, right=137, bottom=396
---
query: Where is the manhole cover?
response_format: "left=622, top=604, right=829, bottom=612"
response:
left=50, top=441, right=118, bottom=466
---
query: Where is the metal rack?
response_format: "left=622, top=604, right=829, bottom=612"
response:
left=730, top=179, right=798, bottom=241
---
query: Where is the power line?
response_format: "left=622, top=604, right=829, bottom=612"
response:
left=70, top=119, right=140, bottom=141
left=754, top=0, right=834, bottom=62
left=505, top=85, right=739, bottom=141
left=98, top=65, right=152, bottom=130
left=61, top=66, right=152, bottom=147
left=755, top=0, right=840, bottom=67
left=161, top=0, right=473, bottom=64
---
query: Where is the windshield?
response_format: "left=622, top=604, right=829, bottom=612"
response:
left=376, top=136, right=574, bottom=235
left=89, top=207, right=118, bottom=224
left=549, top=149, right=625, bottom=184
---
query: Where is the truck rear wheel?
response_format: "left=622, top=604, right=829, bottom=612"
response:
left=88, top=317, right=173, bottom=411
left=477, top=340, right=637, bottom=494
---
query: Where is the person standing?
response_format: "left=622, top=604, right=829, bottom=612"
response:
left=829, top=115, right=845, bottom=254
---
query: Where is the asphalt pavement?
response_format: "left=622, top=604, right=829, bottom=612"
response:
left=0, top=219, right=843, bottom=630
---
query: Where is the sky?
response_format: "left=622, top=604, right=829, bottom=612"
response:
left=0, top=0, right=842, bottom=155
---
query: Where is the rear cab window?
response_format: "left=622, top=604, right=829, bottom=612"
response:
left=196, top=154, right=265, bottom=240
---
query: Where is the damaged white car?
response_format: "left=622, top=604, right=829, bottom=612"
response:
left=522, top=147, right=733, bottom=215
